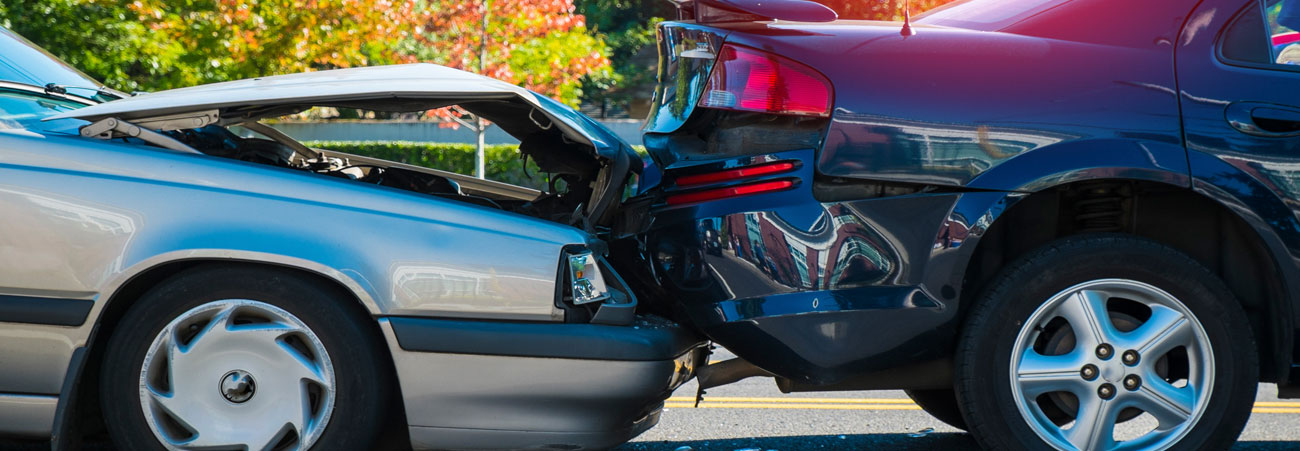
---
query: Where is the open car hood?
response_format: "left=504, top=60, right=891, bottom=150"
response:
left=48, top=64, right=640, bottom=231
left=46, top=63, right=607, bottom=150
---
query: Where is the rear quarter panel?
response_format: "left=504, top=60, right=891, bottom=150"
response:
left=714, top=22, right=1188, bottom=187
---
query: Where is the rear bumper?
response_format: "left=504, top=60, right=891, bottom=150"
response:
left=638, top=181, right=966, bottom=385
left=378, top=316, right=707, bottom=450
left=683, top=286, right=952, bottom=385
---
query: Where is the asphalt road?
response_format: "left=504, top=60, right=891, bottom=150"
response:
left=4, top=349, right=1295, bottom=450
left=618, top=350, right=1300, bottom=451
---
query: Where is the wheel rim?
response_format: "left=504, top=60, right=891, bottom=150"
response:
left=138, top=299, right=336, bottom=450
left=1009, top=279, right=1214, bottom=451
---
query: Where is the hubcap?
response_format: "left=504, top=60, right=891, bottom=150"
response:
left=1009, top=279, right=1214, bottom=451
left=139, top=300, right=336, bottom=450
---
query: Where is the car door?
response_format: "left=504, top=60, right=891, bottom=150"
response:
left=1177, top=0, right=1300, bottom=370
left=1179, top=0, right=1300, bottom=201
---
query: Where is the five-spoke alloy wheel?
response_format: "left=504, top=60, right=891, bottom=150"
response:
left=1008, top=279, right=1212, bottom=450
left=957, top=235, right=1258, bottom=451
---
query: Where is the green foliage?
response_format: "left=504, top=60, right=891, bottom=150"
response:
left=575, top=0, right=675, bottom=111
left=0, top=0, right=193, bottom=92
left=303, top=141, right=549, bottom=190
left=508, top=27, right=613, bottom=106
left=0, top=0, right=605, bottom=106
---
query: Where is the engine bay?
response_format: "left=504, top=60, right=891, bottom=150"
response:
left=161, top=111, right=608, bottom=228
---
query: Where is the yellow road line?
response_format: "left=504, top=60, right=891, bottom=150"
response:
left=1253, top=408, right=1300, bottom=414
left=664, top=397, right=1300, bottom=413
left=1254, top=401, right=1300, bottom=407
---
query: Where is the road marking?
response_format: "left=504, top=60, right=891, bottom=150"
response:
left=1253, top=408, right=1300, bottom=414
left=1254, top=401, right=1300, bottom=407
left=665, top=397, right=1300, bottom=414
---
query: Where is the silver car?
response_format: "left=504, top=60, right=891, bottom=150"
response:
left=0, top=28, right=705, bottom=450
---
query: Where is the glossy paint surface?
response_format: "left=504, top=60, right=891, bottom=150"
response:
left=640, top=0, right=1300, bottom=387
left=1177, top=0, right=1300, bottom=385
left=0, top=127, right=595, bottom=404
left=643, top=22, right=728, bottom=137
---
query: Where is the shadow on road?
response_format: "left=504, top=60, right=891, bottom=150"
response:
left=620, top=432, right=979, bottom=450
left=2, top=435, right=1296, bottom=450
left=620, top=434, right=1300, bottom=451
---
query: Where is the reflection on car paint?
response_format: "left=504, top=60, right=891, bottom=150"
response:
left=704, top=207, right=900, bottom=294
left=820, top=112, right=1073, bottom=186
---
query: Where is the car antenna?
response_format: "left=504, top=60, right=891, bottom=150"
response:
left=900, top=0, right=916, bottom=37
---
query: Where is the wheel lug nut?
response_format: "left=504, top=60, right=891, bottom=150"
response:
left=1122, top=350, right=1140, bottom=366
left=1081, top=364, right=1099, bottom=381
left=1124, top=375, right=1142, bottom=391
left=1096, top=344, right=1113, bottom=360
left=1098, top=383, right=1116, bottom=400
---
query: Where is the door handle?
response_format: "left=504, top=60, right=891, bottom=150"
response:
left=1226, top=102, right=1300, bottom=137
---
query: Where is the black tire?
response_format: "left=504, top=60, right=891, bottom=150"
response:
left=100, top=264, right=397, bottom=451
left=956, top=234, right=1257, bottom=450
left=906, top=389, right=968, bottom=431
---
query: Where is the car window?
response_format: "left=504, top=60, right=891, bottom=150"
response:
left=1269, top=0, right=1300, bottom=64
left=0, top=88, right=88, bottom=132
left=1223, top=0, right=1300, bottom=66
left=1222, top=1, right=1273, bottom=64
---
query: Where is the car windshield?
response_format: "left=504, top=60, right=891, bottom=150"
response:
left=0, top=28, right=105, bottom=99
left=916, top=0, right=1068, bottom=30
left=0, top=88, right=88, bottom=133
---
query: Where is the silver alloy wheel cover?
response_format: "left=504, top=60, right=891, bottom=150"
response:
left=138, top=299, right=336, bottom=450
left=1009, top=279, right=1214, bottom=451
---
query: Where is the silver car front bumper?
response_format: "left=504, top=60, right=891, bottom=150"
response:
left=377, top=316, right=707, bottom=450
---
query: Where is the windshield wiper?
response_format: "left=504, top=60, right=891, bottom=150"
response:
left=43, top=83, right=125, bottom=102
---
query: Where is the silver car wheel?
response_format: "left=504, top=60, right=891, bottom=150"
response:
left=138, top=299, right=336, bottom=450
left=1010, top=279, right=1214, bottom=451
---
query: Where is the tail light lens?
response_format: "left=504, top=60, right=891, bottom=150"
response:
left=666, top=179, right=796, bottom=206
left=699, top=44, right=832, bottom=118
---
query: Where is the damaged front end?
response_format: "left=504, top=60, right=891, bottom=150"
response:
left=48, top=64, right=640, bottom=237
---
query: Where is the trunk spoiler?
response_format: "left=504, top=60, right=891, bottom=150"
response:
left=669, top=0, right=837, bottom=23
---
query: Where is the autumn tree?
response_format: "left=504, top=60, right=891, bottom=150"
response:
left=129, top=0, right=418, bottom=88
left=0, top=0, right=419, bottom=92
left=575, top=0, right=676, bottom=118
left=809, top=0, right=958, bottom=20
left=405, top=0, right=610, bottom=107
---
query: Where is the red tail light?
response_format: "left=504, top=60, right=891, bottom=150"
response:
left=675, top=161, right=797, bottom=187
left=666, top=180, right=796, bottom=206
left=699, top=44, right=832, bottom=118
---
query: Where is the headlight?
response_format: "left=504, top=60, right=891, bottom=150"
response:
left=568, top=252, right=610, bottom=305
